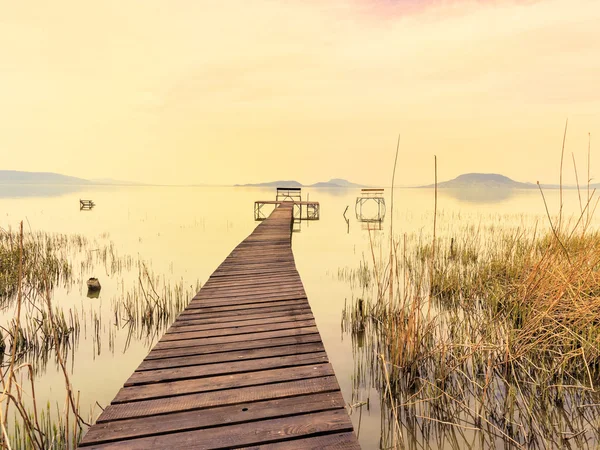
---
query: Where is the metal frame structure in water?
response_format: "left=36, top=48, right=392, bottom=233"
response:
left=355, top=188, right=386, bottom=222
left=79, top=199, right=95, bottom=210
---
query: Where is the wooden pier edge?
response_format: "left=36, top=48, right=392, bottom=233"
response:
left=78, top=204, right=360, bottom=449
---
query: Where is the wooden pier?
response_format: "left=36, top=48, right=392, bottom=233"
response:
left=78, top=204, right=359, bottom=449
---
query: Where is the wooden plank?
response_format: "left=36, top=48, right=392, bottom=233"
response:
left=125, top=353, right=328, bottom=386
left=217, top=259, right=296, bottom=267
left=209, top=268, right=300, bottom=278
left=152, top=327, right=320, bottom=351
left=85, top=410, right=353, bottom=449
left=223, top=253, right=295, bottom=260
left=198, top=283, right=304, bottom=295
left=177, top=299, right=308, bottom=315
left=197, top=280, right=303, bottom=290
left=138, top=342, right=325, bottom=371
left=195, top=284, right=305, bottom=296
left=146, top=334, right=323, bottom=360
left=186, top=294, right=308, bottom=309
left=158, top=320, right=316, bottom=342
left=79, top=393, right=345, bottom=446
left=166, top=313, right=315, bottom=334
left=109, top=370, right=338, bottom=413
left=214, top=263, right=298, bottom=272
left=240, top=432, right=361, bottom=449
left=191, top=289, right=307, bottom=303
left=171, top=307, right=312, bottom=325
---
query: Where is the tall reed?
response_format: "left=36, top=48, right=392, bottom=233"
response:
left=342, top=136, right=600, bottom=449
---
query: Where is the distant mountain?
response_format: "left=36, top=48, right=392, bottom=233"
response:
left=0, top=170, right=144, bottom=186
left=309, top=178, right=366, bottom=188
left=420, top=173, right=536, bottom=189
left=237, top=180, right=303, bottom=188
left=0, top=170, right=91, bottom=185
left=236, top=178, right=366, bottom=188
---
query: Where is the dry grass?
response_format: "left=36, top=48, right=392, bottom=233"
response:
left=342, top=148, right=600, bottom=449
left=0, top=225, right=197, bottom=448
left=344, top=223, right=600, bottom=448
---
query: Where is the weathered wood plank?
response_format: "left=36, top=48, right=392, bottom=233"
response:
left=177, top=299, right=308, bottom=315
left=138, top=342, right=325, bottom=371
left=145, top=333, right=323, bottom=360
left=86, top=409, right=353, bottom=449
left=185, top=295, right=309, bottom=309
left=209, top=268, right=300, bottom=278
left=79, top=393, right=345, bottom=446
left=170, top=307, right=312, bottom=326
left=109, top=370, right=338, bottom=413
left=194, top=285, right=305, bottom=298
left=158, top=320, right=316, bottom=342
left=125, top=353, right=328, bottom=386
left=197, top=282, right=304, bottom=294
left=166, top=313, right=315, bottom=334
left=240, top=432, right=362, bottom=449
left=188, top=291, right=308, bottom=306
left=152, top=326, right=320, bottom=350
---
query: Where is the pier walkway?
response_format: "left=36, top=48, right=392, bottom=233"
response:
left=79, top=204, right=359, bottom=449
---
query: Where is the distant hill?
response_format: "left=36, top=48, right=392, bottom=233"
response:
left=420, top=173, right=537, bottom=189
left=0, top=170, right=90, bottom=185
left=0, top=171, right=143, bottom=186
left=237, top=180, right=303, bottom=188
left=237, top=178, right=366, bottom=188
left=309, top=178, right=365, bottom=188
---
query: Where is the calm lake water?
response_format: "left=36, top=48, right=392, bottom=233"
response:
left=0, top=184, right=587, bottom=449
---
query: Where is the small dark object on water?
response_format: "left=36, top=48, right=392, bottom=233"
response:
left=80, top=199, right=95, bottom=210
left=87, top=277, right=101, bottom=291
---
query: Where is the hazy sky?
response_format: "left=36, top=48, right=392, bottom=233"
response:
left=1, top=0, right=599, bottom=186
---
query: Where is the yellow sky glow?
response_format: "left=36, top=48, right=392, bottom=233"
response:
left=1, top=0, right=599, bottom=186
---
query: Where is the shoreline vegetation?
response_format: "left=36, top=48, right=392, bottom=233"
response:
left=0, top=226, right=197, bottom=448
left=342, top=219, right=600, bottom=448
left=342, top=134, right=600, bottom=448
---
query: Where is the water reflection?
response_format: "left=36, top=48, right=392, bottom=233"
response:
left=356, top=202, right=385, bottom=231
left=0, top=185, right=590, bottom=449
left=0, top=184, right=85, bottom=198
left=359, top=219, right=384, bottom=231
left=343, top=296, right=600, bottom=449
left=86, top=289, right=100, bottom=299
left=436, top=188, right=524, bottom=204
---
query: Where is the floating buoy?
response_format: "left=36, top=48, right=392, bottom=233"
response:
left=87, top=277, right=101, bottom=291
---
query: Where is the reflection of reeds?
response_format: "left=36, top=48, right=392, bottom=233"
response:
left=3, top=307, right=80, bottom=371
left=0, top=229, right=77, bottom=301
left=0, top=223, right=86, bottom=449
left=0, top=225, right=199, bottom=447
left=342, top=144, right=600, bottom=448
left=115, top=265, right=199, bottom=350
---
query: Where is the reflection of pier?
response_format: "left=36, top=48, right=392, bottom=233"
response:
left=255, top=187, right=320, bottom=228
left=359, top=219, right=383, bottom=231
left=79, top=204, right=358, bottom=449
left=254, top=201, right=320, bottom=222
left=355, top=188, right=385, bottom=223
